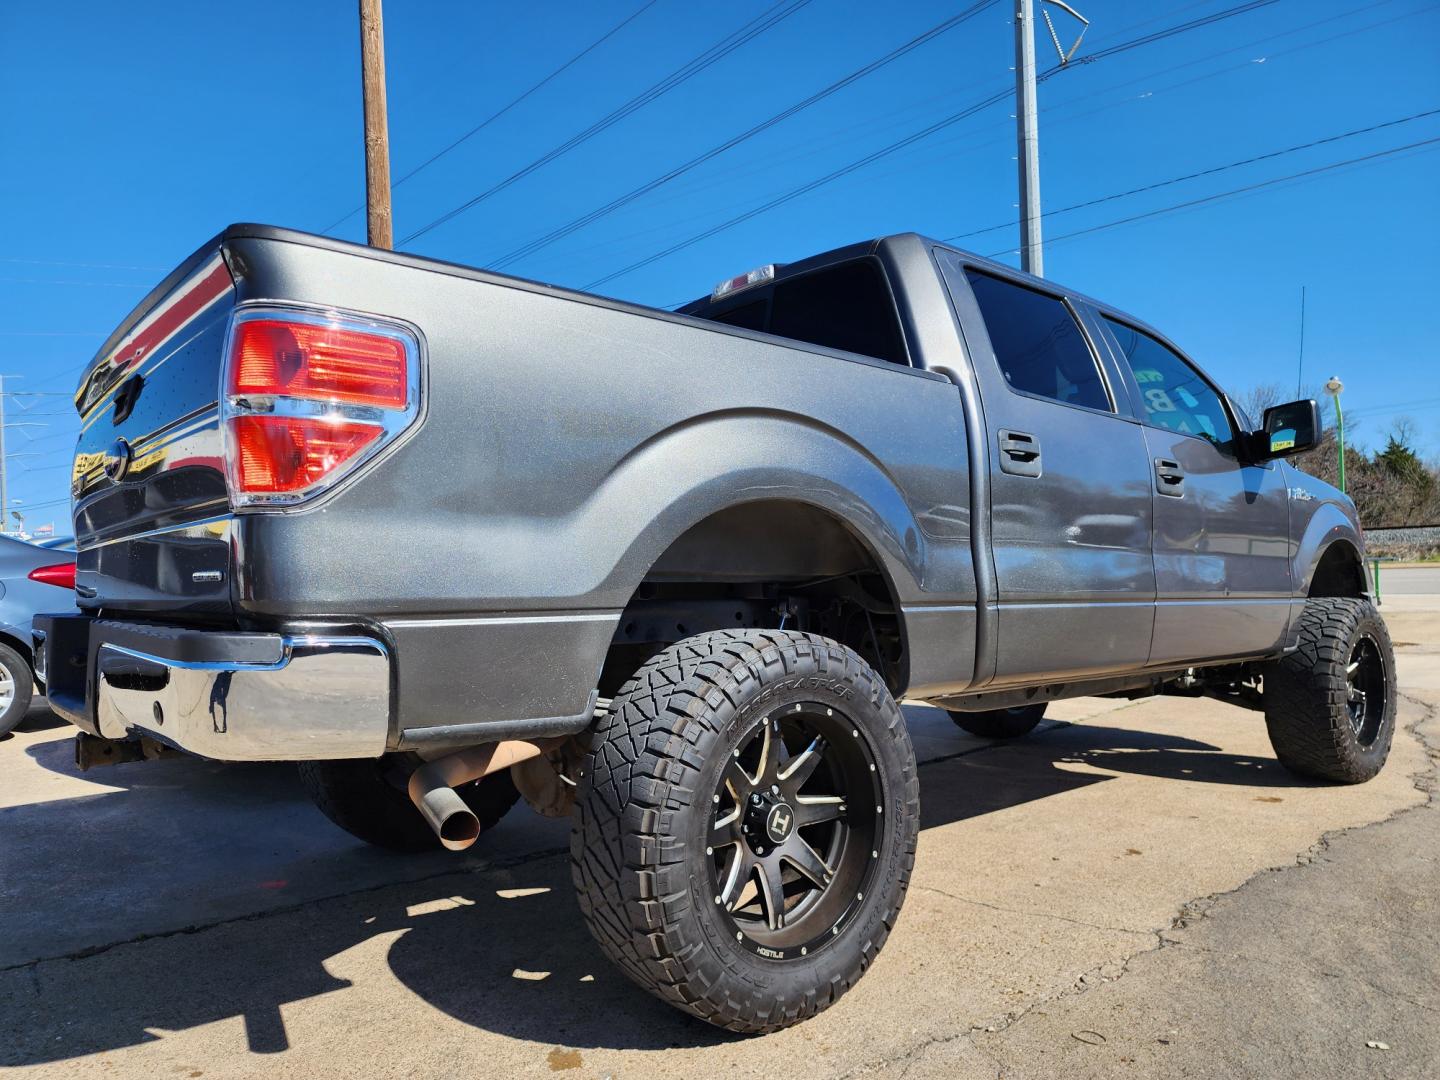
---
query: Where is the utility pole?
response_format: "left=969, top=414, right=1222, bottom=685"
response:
left=1014, top=0, right=1043, bottom=277
left=359, top=0, right=394, bottom=249
left=1013, top=1, right=1088, bottom=278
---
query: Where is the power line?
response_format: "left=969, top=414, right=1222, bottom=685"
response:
left=7, top=496, right=72, bottom=512
left=319, top=0, right=663, bottom=236
left=0, top=255, right=166, bottom=272
left=946, top=106, right=1440, bottom=241
left=581, top=0, right=1288, bottom=290
left=585, top=85, right=1009, bottom=289
left=0, top=276, right=147, bottom=289
left=400, top=0, right=815, bottom=245
left=495, top=0, right=1261, bottom=272
left=642, top=0, right=1431, bottom=255
left=489, top=0, right=1001, bottom=271
left=1038, top=0, right=1284, bottom=83
left=24, top=362, right=91, bottom=394
left=987, top=135, right=1440, bottom=256
left=581, top=0, right=1428, bottom=288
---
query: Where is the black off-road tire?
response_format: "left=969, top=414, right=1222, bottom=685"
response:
left=948, top=702, right=1046, bottom=739
left=298, top=755, right=521, bottom=852
left=570, top=628, right=920, bottom=1034
left=1264, top=597, right=1396, bottom=783
left=0, top=643, right=35, bottom=737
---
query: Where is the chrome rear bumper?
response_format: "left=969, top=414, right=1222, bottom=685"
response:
left=34, top=615, right=390, bottom=761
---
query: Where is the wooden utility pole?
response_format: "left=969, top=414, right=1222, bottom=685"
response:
left=359, top=0, right=394, bottom=249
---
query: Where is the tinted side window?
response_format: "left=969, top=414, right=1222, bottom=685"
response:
left=1104, top=317, right=1234, bottom=448
left=964, top=269, right=1110, bottom=411
left=768, top=260, right=907, bottom=365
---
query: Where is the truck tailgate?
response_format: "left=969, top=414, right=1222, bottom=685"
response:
left=71, top=242, right=237, bottom=615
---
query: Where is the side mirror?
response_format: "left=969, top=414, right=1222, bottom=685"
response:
left=1257, top=399, right=1321, bottom=460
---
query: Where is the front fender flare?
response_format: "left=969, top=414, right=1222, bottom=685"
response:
left=1293, top=501, right=1366, bottom=597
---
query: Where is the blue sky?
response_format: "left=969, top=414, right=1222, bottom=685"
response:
left=2, top=0, right=1437, bottom=530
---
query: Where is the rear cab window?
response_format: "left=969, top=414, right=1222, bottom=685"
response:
left=963, top=268, right=1111, bottom=412
left=692, top=258, right=909, bottom=367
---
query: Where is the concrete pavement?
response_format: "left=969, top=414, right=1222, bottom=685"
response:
left=2, top=570, right=1437, bottom=1078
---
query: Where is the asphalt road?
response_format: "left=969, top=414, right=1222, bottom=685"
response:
left=1377, top=565, right=1440, bottom=596
left=3, top=572, right=1437, bottom=1078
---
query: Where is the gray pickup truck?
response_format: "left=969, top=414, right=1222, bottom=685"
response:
left=36, top=225, right=1395, bottom=1033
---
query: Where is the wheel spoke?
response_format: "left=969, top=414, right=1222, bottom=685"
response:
left=718, top=847, right=750, bottom=909
left=754, top=856, right=787, bottom=930
left=754, top=722, right=782, bottom=786
left=777, top=735, right=826, bottom=792
left=780, top=834, right=833, bottom=889
left=710, top=805, right=742, bottom=849
left=792, top=796, right=845, bottom=828
left=722, top=758, right=754, bottom=801
left=1346, top=659, right=1361, bottom=679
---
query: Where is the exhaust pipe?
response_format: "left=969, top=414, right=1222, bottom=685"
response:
left=407, top=739, right=561, bottom=850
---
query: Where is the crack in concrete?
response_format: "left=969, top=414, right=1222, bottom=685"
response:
left=911, top=883, right=1154, bottom=939
left=850, top=687, right=1440, bottom=1077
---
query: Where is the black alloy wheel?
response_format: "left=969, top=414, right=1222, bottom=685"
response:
left=1344, top=634, right=1387, bottom=747
left=570, top=629, right=920, bottom=1032
left=708, top=702, right=882, bottom=958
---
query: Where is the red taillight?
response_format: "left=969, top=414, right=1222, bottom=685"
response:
left=222, top=309, right=419, bottom=506
left=230, top=415, right=381, bottom=493
left=229, top=319, right=408, bottom=409
left=29, top=562, right=76, bottom=590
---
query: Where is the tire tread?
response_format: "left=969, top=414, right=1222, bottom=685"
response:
left=1263, top=597, right=1395, bottom=784
left=570, top=628, right=919, bottom=1034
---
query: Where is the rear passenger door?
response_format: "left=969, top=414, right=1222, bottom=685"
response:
left=1094, top=316, right=1292, bottom=664
left=941, top=258, right=1156, bottom=687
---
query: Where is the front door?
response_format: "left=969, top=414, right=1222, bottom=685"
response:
left=942, top=258, right=1156, bottom=687
left=1095, top=315, right=1292, bottom=664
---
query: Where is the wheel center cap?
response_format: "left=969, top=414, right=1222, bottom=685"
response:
left=765, top=801, right=794, bottom=844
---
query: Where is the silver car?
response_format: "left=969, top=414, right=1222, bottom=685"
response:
left=0, top=534, right=75, bottom=735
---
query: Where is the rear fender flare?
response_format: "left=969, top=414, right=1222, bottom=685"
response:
left=588, top=411, right=930, bottom=605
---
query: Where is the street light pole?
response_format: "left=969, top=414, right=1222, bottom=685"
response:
left=1324, top=375, right=1346, bottom=494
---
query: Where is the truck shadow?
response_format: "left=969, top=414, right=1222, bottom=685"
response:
left=3, top=708, right=1321, bottom=1065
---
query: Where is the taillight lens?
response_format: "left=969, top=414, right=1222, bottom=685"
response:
left=229, top=319, right=408, bottom=408
left=222, top=308, right=420, bottom=507
left=29, top=562, right=76, bottom=590
left=231, top=416, right=382, bottom=493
